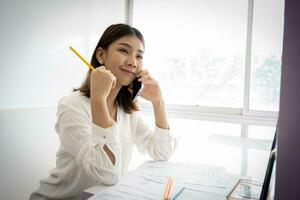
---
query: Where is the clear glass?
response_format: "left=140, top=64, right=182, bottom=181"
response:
left=248, top=125, right=276, bottom=141
left=248, top=149, right=272, bottom=182
left=249, top=0, right=285, bottom=111
left=133, top=0, right=248, bottom=107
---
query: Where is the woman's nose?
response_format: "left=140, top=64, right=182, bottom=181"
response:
left=126, top=55, right=137, bottom=68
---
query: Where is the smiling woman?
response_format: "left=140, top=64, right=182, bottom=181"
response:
left=30, top=24, right=177, bottom=200
left=95, top=36, right=144, bottom=87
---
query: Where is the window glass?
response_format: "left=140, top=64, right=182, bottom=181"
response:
left=250, top=0, right=285, bottom=111
left=133, top=0, right=248, bottom=107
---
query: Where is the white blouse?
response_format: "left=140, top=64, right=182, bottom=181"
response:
left=31, top=91, right=176, bottom=200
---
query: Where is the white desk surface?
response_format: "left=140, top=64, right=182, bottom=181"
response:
left=82, top=134, right=272, bottom=199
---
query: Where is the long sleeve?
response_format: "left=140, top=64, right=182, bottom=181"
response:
left=134, top=113, right=177, bottom=161
left=55, top=101, right=121, bottom=185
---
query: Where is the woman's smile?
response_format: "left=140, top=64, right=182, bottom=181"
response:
left=119, top=67, right=135, bottom=78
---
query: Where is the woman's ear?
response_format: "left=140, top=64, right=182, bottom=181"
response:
left=96, top=47, right=105, bottom=65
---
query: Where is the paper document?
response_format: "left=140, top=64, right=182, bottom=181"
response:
left=89, top=161, right=240, bottom=200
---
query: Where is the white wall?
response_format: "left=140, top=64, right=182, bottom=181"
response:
left=0, top=0, right=125, bottom=199
left=0, top=108, right=58, bottom=200
left=0, top=0, right=125, bottom=108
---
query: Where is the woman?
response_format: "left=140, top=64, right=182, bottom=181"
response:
left=30, top=23, right=176, bottom=200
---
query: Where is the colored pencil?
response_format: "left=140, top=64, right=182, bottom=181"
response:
left=69, top=46, right=94, bottom=71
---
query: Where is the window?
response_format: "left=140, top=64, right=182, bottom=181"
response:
left=133, top=0, right=248, bottom=107
left=249, top=0, right=284, bottom=111
left=130, top=0, right=284, bottom=137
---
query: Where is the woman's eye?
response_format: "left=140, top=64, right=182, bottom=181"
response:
left=137, top=55, right=143, bottom=60
left=119, top=49, right=128, bottom=54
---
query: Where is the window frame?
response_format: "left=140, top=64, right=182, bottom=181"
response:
left=126, top=0, right=279, bottom=136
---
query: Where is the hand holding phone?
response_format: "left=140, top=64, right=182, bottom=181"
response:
left=132, top=78, right=142, bottom=101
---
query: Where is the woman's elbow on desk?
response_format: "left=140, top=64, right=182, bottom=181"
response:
left=100, top=174, right=120, bottom=186
left=81, top=152, right=121, bottom=185
left=153, top=137, right=177, bottom=161
left=148, top=143, right=175, bottom=161
left=89, top=166, right=121, bottom=186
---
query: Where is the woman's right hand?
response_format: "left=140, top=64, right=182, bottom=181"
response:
left=90, top=66, right=116, bottom=102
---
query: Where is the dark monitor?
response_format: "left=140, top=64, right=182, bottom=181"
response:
left=259, top=125, right=277, bottom=200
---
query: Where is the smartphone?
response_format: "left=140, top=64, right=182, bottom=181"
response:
left=132, top=78, right=142, bottom=101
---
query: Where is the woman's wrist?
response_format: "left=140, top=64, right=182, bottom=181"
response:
left=91, top=95, right=107, bottom=104
left=152, top=98, right=169, bottom=130
left=152, top=98, right=164, bottom=108
left=91, top=99, right=113, bottom=128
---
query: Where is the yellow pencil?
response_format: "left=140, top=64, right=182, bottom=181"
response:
left=69, top=46, right=95, bottom=71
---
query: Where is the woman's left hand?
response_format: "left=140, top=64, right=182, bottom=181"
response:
left=136, top=69, right=163, bottom=103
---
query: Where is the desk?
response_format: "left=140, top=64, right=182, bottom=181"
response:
left=82, top=135, right=272, bottom=200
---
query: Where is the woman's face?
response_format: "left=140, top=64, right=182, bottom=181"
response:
left=98, top=35, right=144, bottom=86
